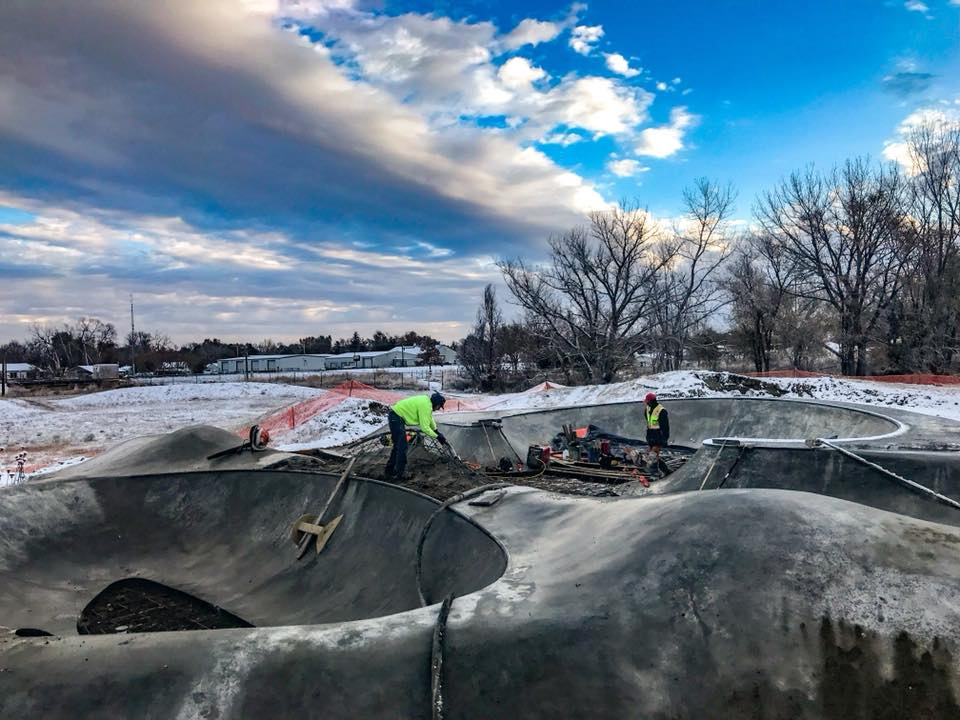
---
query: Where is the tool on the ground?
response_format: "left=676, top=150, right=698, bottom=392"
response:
left=206, top=424, right=271, bottom=460
left=292, top=456, right=356, bottom=558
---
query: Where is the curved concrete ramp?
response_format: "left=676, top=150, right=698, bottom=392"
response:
left=0, top=471, right=506, bottom=634
left=439, top=398, right=902, bottom=464
left=47, top=425, right=325, bottom=480
left=3, top=486, right=960, bottom=718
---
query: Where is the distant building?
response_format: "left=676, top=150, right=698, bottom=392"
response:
left=216, top=354, right=331, bottom=374
left=213, top=345, right=456, bottom=373
left=3, top=362, right=37, bottom=380
left=67, top=364, right=119, bottom=380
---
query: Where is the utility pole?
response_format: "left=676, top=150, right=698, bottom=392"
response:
left=129, top=294, right=137, bottom=376
left=1, top=356, right=6, bottom=397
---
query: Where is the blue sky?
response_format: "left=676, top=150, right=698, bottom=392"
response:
left=0, top=0, right=958, bottom=343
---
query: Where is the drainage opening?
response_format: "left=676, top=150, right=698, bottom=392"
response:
left=77, top=578, right=254, bottom=634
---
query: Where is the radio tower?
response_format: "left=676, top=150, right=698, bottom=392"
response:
left=129, top=294, right=136, bottom=376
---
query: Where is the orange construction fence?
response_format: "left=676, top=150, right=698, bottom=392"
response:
left=252, top=379, right=489, bottom=436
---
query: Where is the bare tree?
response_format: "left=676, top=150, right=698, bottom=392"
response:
left=757, top=158, right=911, bottom=375
left=499, top=202, right=670, bottom=383
left=895, top=120, right=960, bottom=372
left=724, top=230, right=813, bottom=371
left=457, top=284, right=504, bottom=390
left=650, top=178, right=736, bottom=370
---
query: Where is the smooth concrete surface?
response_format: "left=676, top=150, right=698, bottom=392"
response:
left=4, top=486, right=960, bottom=718
left=5, top=397, right=960, bottom=717
left=440, top=397, right=960, bottom=525
left=439, top=397, right=904, bottom=461
left=48, top=425, right=316, bottom=480
left=0, top=471, right=505, bottom=635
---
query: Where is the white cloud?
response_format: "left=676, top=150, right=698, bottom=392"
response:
left=502, top=18, right=562, bottom=50
left=544, top=77, right=651, bottom=136
left=0, top=192, right=502, bottom=343
left=882, top=104, right=960, bottom=173
left=904, top=0, right=929, bottom=11
left=541, top=132, right=584, bottom=146
left=498, top=56, right=546, bottom=90
left=606, top=158, right=648, bottom=177
left=634, top=106, right=698, bottom=158
left=569, top=24, right=603, bottom=55
left=656, top=81, right=668, bottom=91
left=604, top=53, right=640, bottom=78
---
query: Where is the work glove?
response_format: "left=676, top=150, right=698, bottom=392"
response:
left=437, top=432, right=448, bottom=446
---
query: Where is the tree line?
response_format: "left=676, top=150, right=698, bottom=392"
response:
left=458, top=118, right=960, bottom=386
left=0, top=325, right=449, bottom=375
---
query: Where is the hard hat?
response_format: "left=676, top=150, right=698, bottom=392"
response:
left=430, top=392, right=446, bottom=409
left=644, top=392, right=657, bottom=403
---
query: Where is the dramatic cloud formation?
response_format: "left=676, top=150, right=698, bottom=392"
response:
left=0, top=0, right=691, bottom=341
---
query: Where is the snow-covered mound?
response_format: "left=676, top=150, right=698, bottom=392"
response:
left=475, top=371, right=960, bottom=421
left=273, top=398, right=389, bottom=451
left=5, top=371, right=960, bottom=479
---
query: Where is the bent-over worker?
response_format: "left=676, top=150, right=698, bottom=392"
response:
left=385, top=392, right=447, bottom=482
left=644, top=392, right=671, bottom=477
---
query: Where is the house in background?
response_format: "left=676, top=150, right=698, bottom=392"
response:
left=213, top=345, right=458, bottom=374
left=67, top=364, right=120, bottom=380
left=3, top=362, right=37, bottom=380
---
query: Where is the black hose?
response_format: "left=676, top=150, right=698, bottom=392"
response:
left=715, top=445, right=750, bottom=489
left=415, top=483, right=512, bottom=607
left=430, top=592, right=455, bottom=720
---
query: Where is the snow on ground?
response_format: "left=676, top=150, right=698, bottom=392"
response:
left=3, top=370, right=960, bottom=482
left=272, top=398, right=389, bottom=451
left=474, top=371, right=960, bottom=421
left=0, top=382, right=324, bottom=481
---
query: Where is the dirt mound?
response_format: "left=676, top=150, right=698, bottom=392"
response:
left=697, top=372, right=816, bottom=397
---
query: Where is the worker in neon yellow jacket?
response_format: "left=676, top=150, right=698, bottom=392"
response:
left=385, top=392, right=448, bottom=481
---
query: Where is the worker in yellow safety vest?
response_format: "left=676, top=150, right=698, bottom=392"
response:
left=643, top=392, right=670, bottom=477
left=385, top=392, right=448, bottom=481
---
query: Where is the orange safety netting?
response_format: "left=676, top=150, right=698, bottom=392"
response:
left=252, top=379, right=488, bottom=435
left=744, top=370, right=960, bottom=386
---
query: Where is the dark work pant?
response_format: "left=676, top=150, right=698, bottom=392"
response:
left=385, top=411, right=408, bottom=479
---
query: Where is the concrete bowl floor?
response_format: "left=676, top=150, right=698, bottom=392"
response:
left=0, top=471, right=506, bottom=635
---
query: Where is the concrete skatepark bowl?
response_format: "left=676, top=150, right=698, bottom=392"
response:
left=4, top=397, right=960, bottom=718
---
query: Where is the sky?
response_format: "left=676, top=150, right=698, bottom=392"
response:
left=1, top=0, right=959, bottom=345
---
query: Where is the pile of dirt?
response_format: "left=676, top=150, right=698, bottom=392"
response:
left=316, top=434, right=627, bottom=500
left=698, top=372, right=798, bottom=397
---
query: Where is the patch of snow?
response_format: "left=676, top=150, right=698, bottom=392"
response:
left=274, top=398, right=387, bottom=451
left=7, top=371, right=960, bottom=477
left=466, top=371, right=960, bottom=422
